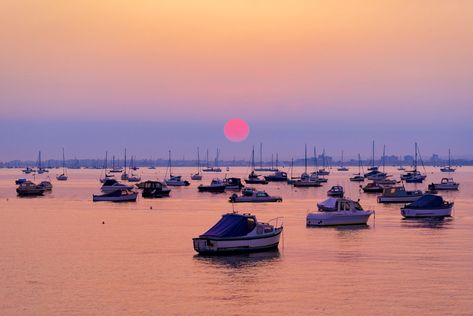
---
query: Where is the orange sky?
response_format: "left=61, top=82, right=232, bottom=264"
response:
left=1, top=0, right=472, bottom=121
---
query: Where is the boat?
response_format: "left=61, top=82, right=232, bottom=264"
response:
left=192, top=213, right=283, bottom=254
left=365, top=141, right=379, bottom=174
left=121, top=149, right=129, bottom=180
left=293, top=146, right=322, bottom=187
left=440, top=149, right=456, bottom=173
left=127, top=174, right=141, bottom=182
left=22, top=167, right=34, bottom=174
left=36, top=151, right=49, bottom=174
left=350, top=154, right=365, bottom=182
left=223, top=177, right=244, bottom=191
left=202, top=149, right=222, bottom=172
left=428, top=178, right=459, bottom=191
left=327, top=185, right=344, bottom=197
left=229, top=188, right=282, bottom=203
left=401, top=143, right=427, bottom=183
left=401, top=194, right=453, bottom=218
left=141, top=181, right=171, bottom=198
left=16, top=181, right=46, bottom=196
left=191, top=147, right=203, bottom=180
left=56, top=148, right=68, bottom=181
left=198, top=178, right=227, bottom=193
left=15, top=178, right=27, bottom=185
left=164, top=150, right=190, bottom=186
left=254, top=143, right=279, bottom=172
left=93, top=189, right=138, bottom=202
left=38, top=181, right=53, bottom=191
left=377, top=186, right=424, bottom=203
left=316, top=149, right=330, bottom=176
left=109, top=155, right=123, bottom=173
left=245, top=146, right=269, bottom=184
left=100, top=179, right=134, bottom=192
left=362, top=182, right=386, bottom=193
left=306, top=197, right=374, bottom=226
left=264, top=171, right=288, bottom=182
left=337, top=151, right=349, bottom=171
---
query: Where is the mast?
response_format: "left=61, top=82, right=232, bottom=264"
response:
left=168, top=150, right=172, bottom=175
left=414, top=142, right=418, bottom=171
left=276, top=153, right=279, bottom=169
left=251, top=146, right=255, bottom=170
left=62, top=148, right=66, bottom=173
left=124, top=148, right=127, bottom=173
left=341, top=150, right=344, bottom=167
left=104, top=151, right=108, bottom=170
left=38, top=151, right=42, bottom=170
left=448, top=148, right=451, bottom=167
left=197, top=147, right=201, bottom=172
left=290, top=157, right=294, bottom=178
left=304, top=144, right=307, bottom=174
left=271, top=153, right=274, bottom=170
left=314, top=147, right=318, bottom=170
left=259, top=143, right=263, bottom=168
left=382, top=145, right=386, bottom=172
left=372, top=140, right=375, bottom=168
left=206, top=149, right=209, bottom=168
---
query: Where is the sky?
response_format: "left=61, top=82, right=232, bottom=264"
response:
left=0, top=1, right=472, bottom=161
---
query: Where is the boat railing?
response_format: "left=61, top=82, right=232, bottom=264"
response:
left=266, top=216, right=284, bottom=228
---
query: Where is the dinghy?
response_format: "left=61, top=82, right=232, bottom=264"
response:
left=306, top=197, right=374, bottom=226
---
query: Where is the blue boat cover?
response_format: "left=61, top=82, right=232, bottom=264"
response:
left=406, top=194, right=443, bottom=208
left=200, top=214, right=256, bottom=238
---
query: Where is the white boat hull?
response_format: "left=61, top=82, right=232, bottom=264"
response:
left=401, top=207, right=452, bottom=218
left=101, top=184, right=134, bottom=192
left=378, top=195, right=422, bottom=203
left=193, top=229, right=282, bottom=254
left=306, top=211, right=373, bottom=226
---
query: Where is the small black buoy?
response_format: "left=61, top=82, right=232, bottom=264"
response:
left=150, top=206, right=153, bottom=210
left=102, top=221, right=105, bottom=224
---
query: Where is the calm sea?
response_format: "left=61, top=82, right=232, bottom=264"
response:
left=1, top=167, right=472, bottom=315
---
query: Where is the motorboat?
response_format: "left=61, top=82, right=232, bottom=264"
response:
left=191, top=173, right=203, bottom=180
left=56, top=173, right=68, bottom=181
left=16, top=181, right=46, bottom=196
left=317, top=168, right=330, bottom=176
left=293, top=173, right=323, bottom=187
left=165, top=175, right=190, bottom=186
left=401, top=194, right=453, bottom=218
left=428, top=178, right=459, bottom=191
left=362, top=182, right=386, bottom=193
left=375, top=178, right=398, bottom=185
left=100, top=179, right=134, bottom=192
left=223, top=177, right=244, bottom=191
left=350, top=174, right=365, bottom=182
left=141, top=181, right=171, bottom=198
left=38, top=181, right=53, bottom=191
left=306, top=197, right=374, bottom=226
left=327, top=185, right=344, bottom=197
left=245, top=171, right=268, bottom=184
left=229, top=188, right=282, bottom=203
left=264, top=171, right=288, bottom=182
left=127, top=173, right=141, bottom=182
left=193, top=213, right=283, bottom=254
left=202, top=167, right=222, bottom=172
left=401, top=171, right=426, bottom=183
left=337, top=167, right=349, bottom=171
left=365, top=170, right=388, bottom=181
left=198, top=178, right=226, bottom=193
left=93, top=189, right=138, bottom=202
left=377, top=186, right=424, bottom=203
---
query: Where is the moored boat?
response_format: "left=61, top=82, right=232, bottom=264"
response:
left=193, top=213, right=283, bottom=254
left=38, top=181, right=53, bottom=191
left=401, top=194, right=453, bottom=218
left=327, top=185, right=344, bottom=197
left=198, top=178, right=226, bottom=193
left=93, top=189, right=138, bottom=202
left=428, top=178, right=459, bottom=191
left=141, top=181, right=171, bottom=198
left=223, top=177, right=244, bottom=191
left=264, top=171, right=288, bottom=182
left=16, top=181, right=46, bottom=196
left=306, top=197, right=374, bottom=226
left=229, top=188, right=282, bottom=203
left=100, top=179, right=134, bottom=192
left=377, top=186, right=424, bottom=203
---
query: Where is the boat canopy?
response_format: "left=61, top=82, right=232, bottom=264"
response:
left=317, top=197, right=337, bottom=209
left=200, top=214, right=256, bottom=238
left=406, top=194, right=444, bottom=208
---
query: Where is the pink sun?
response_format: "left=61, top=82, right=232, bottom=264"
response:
left=224, top=118, right=250, bottom=142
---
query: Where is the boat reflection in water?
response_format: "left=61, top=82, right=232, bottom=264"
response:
left=193, top=249, right=281, bottom=269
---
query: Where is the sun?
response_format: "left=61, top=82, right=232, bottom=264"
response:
left=224, top=118, right=250, bottom=142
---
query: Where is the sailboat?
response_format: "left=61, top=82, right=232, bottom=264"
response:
left=109, top=155, right=123, bottom=173
left=165, top=150, right=190, bottom=186
left=37, top=151, right=49, bottom=174
left=401, top=143, right=427, bottom=183
left=350, top=154, right=365, bottom=182
left=121, top=149, right=129, bottom=180
left=56, top=148, right=68, bottom=181
left=127, top=156, right=141, bottom=182
left=317, top=149, right=330, bottom=176
left=397, top=156, right=405, bottom=171
left=202, top=149, right=222, bottom=172
left=440, top=149, right=456, bottom=173
left=191, top=147, right=203, bottom=180
left=100, top=151, right=115, bottom=183
left=367, top=140, right=379, bottom=171
left=337, top=150, right=349, bottom=171
left=245, top=146, right=268, bottom=184
left=254, top=143, right=277, bottom=172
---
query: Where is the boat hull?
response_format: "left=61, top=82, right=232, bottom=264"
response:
left=306, top=211, right=372, bottom=226
left=428, top=184, right=459, bottom=191
left=229, top=197, right=282, bottom=203
left=93, top=193, right=137, bottom=202
left=401, top=207, right=452, bottom=218
left=193, top=229, right=282, bottom=254
left=101, top=185, right=134, bottom=192
left=198, top=185, right=226, bottom=193
left=377, top=195, right=422, bottom=203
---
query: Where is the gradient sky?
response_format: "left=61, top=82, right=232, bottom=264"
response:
left=1, top=1, right=472, bottom=161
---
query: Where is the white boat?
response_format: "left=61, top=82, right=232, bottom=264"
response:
left=350, top=174, right=365, bottom=182
left=306, top=197, right=374, bottom=226
left=93, top=189, right=138, bottom=202
left=229, top=188, right=282, bottom=203
left=401, top=143, right=427, bottom=183
left=202, top=149, right=222, bottom=172
left=191, top=147, right=203, bottom=180
left=440, top=149, right=456, bottom=173
left=100, top=179, right=134, bottom=192
left=193, top=213, right=283, bottom=254
left=293, top=173, right=323, bottom=187
left=377, top=186, right=424, bottom=203
left=164, top=150, right=190, bottom=186
left=56, top=148, right=68, bottom=181
left=337, top=151, right=349, bottom=171
left=428, top=178, right=459, bottom=191
left=401, top=194, right=453, bottom=218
